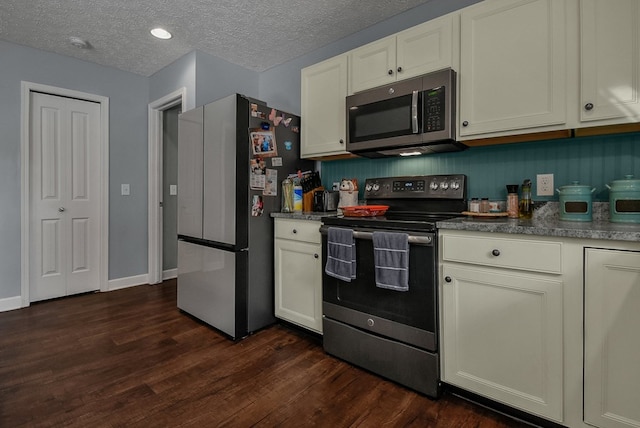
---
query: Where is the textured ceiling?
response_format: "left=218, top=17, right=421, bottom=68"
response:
left=0, top=0, right=432, bottom=77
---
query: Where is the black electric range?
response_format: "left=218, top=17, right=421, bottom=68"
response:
left=319, top=174, right=467, bottom=398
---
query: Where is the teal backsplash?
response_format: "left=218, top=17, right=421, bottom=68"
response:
left=321, top=132, right=640, bottom=202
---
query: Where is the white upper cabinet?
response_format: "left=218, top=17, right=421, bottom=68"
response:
left=580, top=0, right=640, bottom=126
left=349, top=13, right=458, bottom=94
left=300, top=54, right=349, bottom=158
left=458, top=0, right=568, bottom=139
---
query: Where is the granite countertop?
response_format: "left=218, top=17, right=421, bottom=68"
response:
left=271, top=211, right=339, bottom=221
left=437, top=202, right=640, bottom=242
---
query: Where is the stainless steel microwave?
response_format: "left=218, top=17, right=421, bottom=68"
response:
left=346, top=68, right=466, bottom=158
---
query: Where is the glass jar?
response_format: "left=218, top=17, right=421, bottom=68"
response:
left=506, top=184, right=519, bottom=218
left=480, top=198, right=490, bottom=213
left=469, top=198, right=480, bottom=213
left=281, top=178, right=293, bottom=213
left=519, top=179, right=533, bottom=219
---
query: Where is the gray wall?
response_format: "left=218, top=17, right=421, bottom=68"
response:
left=1, top=0, right=479, bottom=302
left=258, top=0, right=482, bottom=113
left=194, top=50, right=260, bottom=106
left=149, top=50, right=197, bottom=111
left=0, top=40, right=148, bottom=299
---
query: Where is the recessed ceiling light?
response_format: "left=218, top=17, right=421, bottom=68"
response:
left=150, top=28, right=172, bottom=40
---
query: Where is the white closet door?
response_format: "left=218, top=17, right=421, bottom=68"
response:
left=30, top=92, right=101, bottom=301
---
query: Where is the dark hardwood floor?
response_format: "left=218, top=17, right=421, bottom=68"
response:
left=0, top=280, right=530, bottom=427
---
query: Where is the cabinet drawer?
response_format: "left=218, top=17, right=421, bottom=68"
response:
left=275, top=219, right=321, bottom=244
left=442, top=234, right=562, bottom=274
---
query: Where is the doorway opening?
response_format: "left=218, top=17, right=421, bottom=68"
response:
left=148, top=88, right=186, bottom=285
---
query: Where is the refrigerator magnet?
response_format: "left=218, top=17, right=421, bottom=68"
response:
left=263, top=169, right=278, bottom=196
left=271, top=157, right=282, bottom=167
left=251, top=195, right=264, bottom=217
left=250, top=103, right=258, bottom=117
left=250, top=128, right=277, bottom=157
left=284, top=141, right=292, bottom=151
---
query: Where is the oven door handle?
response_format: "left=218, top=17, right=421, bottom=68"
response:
left=320, top=226, right=433, bottom=246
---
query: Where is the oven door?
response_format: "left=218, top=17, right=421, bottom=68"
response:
left=321, top=227, right=438, bottom=352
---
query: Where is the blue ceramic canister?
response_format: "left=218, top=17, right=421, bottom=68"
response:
left=556, top=181, right=596, bottom=222
left=606, top=175, right=640, bottom=223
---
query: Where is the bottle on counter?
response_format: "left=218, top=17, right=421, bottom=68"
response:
left=519, top=179, right=533, bottom=219
left=293, top=184, right=303, bottom=212
left=282, top=178, right=294, bottom=213
left=469, top=198, right=480, bottom=213
left=480, top=198, right=490, bottom=213
left=506, top=184, right=519, bottom=218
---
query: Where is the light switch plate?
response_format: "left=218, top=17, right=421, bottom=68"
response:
left=169, top=184, right=177, bottom=195
left=121, top=184, right=130, bottom=196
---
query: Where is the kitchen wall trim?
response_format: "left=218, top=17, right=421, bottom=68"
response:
left=107, top=273, right=149, bottom=292
left=20, top=81, right=110, bottom=307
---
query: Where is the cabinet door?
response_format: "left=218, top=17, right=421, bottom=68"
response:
left=396, top=14, right=456, bottom=81
left=274, top=238, right=323, bottom=333
left=300, top=55, right=349, bottom=158
left=580, top=0, right=640, bottom=124
left=459, top=0, right=567, bottom=137
left=584, top=248, right=640, bottom=428
left=349, top=36, right=396, bottom=94
left=177, top=106, right=203, bottom=238
left=441, top=264, right=563, bottom=422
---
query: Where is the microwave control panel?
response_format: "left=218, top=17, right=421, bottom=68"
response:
left=424, top=86, right=446, bottom=133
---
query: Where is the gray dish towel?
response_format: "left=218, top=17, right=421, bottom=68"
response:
left=372, top=231, right=409, bottom=291
left=325, top=227, right=356, bottom=282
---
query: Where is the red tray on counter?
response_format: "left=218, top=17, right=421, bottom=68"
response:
left=341, top=205, right=389, bottom=217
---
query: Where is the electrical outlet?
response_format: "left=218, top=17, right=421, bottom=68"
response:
left=537, top=174, right=554, bottom=196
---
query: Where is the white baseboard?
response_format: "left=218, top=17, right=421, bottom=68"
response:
left=162, top=268, right=177, bottom=280
left=107, top=273, right=149, bottom=291
left=0, top=295, right=24, bottom=313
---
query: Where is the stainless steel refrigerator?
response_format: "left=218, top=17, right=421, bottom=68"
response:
left=177, top=94, right=313, bottom=339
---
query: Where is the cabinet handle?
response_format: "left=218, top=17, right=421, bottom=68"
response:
left=58, top=207, right=66, bottom=212
left=444, top=276, right=452, bottom=283
left=314, top=253, right=319, bottom=259
left=492, top=249, right=501, bottom=257
left=462, top=121, right=469, bottom=127
left=397, top=66, right=403, bottom=73
left=585, top=102, right=594, bottom=111
left=339, top=139, right=344, bottom=144
left=388, top=69, right=393, bottom=75
left=292, top=229, right=297, bottom=234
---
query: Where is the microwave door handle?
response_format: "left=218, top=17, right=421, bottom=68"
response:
left=411, top=90, right=419, bottom=133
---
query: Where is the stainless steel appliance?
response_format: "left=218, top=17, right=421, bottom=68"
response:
left=313, top=189, right=339, bottom=212
left=177, top=94, right=313, bottom=339
left=346, top=68, right=466, bottom=158
left=320, top=174, right=467, bottom=398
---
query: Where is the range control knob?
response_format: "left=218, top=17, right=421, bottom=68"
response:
left=451, top=181, right=460, bottom=190
left=365, top=184, right=372, bottom=192
left=372, top=183, right=380, bottom=191
left=440, top=181, right=450, bottom=190
left=430, top=181, right=439, bottom=190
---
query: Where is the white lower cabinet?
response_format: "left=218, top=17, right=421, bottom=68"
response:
left=584, top=248, right=640, bottom=428
left=274, top=218, right=323, bottom=334
left=440, top=231, right=564, bottom=422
